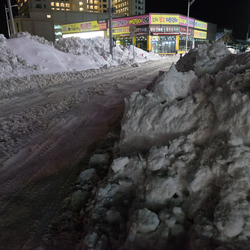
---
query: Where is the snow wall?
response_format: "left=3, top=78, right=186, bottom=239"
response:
left=81, top=42, right=250, bottom=249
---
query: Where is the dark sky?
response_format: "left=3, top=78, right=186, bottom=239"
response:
left=0, top=0, right=250, bottom=40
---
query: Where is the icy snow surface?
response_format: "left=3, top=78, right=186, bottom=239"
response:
left=2, top=32, right=250, bottom=249
left=78, top=42, right=250, bottom=249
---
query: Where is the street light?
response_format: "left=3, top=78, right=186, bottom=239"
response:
left=6, top=0, right=17, bottom=37
left=5, top=5, right=11, bottom=37
left=185, top=0, right=195, bottom=54
left=108, top=0, right=116, bottom=60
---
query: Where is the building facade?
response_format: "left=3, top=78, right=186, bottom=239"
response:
left=13, top=0, right=145, bottom=41
left=61, top=13, right=217, bottom=54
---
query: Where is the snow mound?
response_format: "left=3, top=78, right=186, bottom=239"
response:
left=0, top=32, right=164, bottom=83
left=79, top=41, right=250, bottom=249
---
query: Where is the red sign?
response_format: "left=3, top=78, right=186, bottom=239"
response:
left=180, top=27, right=192, bottom=33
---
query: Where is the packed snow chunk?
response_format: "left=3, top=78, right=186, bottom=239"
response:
left=78, top=168, right=96, bottom=185
left=136, top=208, right=160, bottom=233
left=159, top=208, right=177, bottom=227
left=106, top=208, right=122, bottom=224
left=189, top=165, right=214, bottom=193
left=120, top=89, right=216, bottom=154
left=122, top=155, right=145, bottom=185
left=111, top=157, right=130, bottom=173
left=147, top=146, right=169, bottom=172
left=210, top=89, right=250, bottom=145
left=214, top=202, right=245, bottom=238
left=175, top=48, right=198, bottom=72
left=153, top=63, right=197, bottom=102
left=194, top=42, right=231, bottom=77
left=145, top=176, right=177, bottom=207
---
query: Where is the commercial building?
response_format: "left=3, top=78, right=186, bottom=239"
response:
left=61, top=13, right=217, bottom=54
left=13, top=0, right=145, bottom=41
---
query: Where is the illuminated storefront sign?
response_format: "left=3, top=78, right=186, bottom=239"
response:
left=150, top=14, right=179, bottom=25
left=112, top=15, right=150, bottom=28
left=194, top=20, right=207, bottom=30
left=194, top=30, right=207, bottom=39
left=113, top=27, right=130, bottom=34
left=179, top=16, right=194, bottom=27
left=62, top=20, right=106, bottom=33
left=113, top=27, right=148, bottom=36
left=150, top=14, right=194, bottom=27
left=179, top=27, right=192, bottom=34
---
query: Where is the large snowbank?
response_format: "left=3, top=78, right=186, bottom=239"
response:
left=0, top=32, right=161, bottom=82
left=0, top=32, right=164, bottom=100
left=78, top=42, right=250, bottom=249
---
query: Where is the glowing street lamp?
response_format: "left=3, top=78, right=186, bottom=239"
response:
left=185, top=0, right=195, bottom=54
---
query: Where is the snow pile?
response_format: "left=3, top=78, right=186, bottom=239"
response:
left=0, top=34, right=40, bottom=79
left=79, top=42, right=250, bottom=249
left=0, top=32, right=162, bottom=82
left=0, top=32, right=167, bottom=100
left=54, top=36, right=161, bottom=64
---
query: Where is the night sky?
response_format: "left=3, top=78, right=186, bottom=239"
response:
left=0, top=0, right=250, bottom=40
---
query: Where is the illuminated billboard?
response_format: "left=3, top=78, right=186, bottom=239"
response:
left=194, top=30, right=207, bottom=39
left=194, top=20, right=207, bottom=30
left=62, top=20, right=106, bottom=34
left=112, top=15, right=150, bottom=28
left=113, top=27, right=130, bottom=35
left=150, top=14, right=194, bottom=27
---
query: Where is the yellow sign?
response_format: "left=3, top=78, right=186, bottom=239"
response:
left=151, top=15, right=179, bottom=25
left=176, top=35, right=179, bottom=50
left=113, top=27, right=130, bottom=35
left=147, top=36, right=151, bottom=51
left=194, top=30, right=207, bottom=39
left=62, top=21, right=106, bottom=34
left=194, top=20, right=207, bottom=30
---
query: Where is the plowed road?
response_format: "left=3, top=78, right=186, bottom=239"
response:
left=0, top=58, right=176, bottom=249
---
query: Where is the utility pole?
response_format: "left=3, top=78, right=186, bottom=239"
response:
left=7, top=0, right=16, bottom=36
left=5, top=5, right=11, bottom=37
left=185, top=0, right=195, bottom=54
left=108, top=0, right=114, bottom=60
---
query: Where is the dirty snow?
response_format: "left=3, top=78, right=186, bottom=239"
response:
left=2, top=32, right=250, bottom=249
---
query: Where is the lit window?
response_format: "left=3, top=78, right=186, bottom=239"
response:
left=47, top=14, right=51, bottom=18
left=89, top=0, right=93, bottom=3
left=51, top=2, right=54, bottom=6
left=61, top=8, right=65, bottom=10
left=60, top=3, right=64, bottom=7
left=94, top=5, right=97, bottom=9
left=79, top=2, right=83, bottom=5
left=90, top=5, right=93, bottom=9
left=21, top=2, right=23, bottom=6
left=56, top=8, right=60, bottom=10
left=24, top=0, right=27, bottom=2
left=55, top=2, right=59, bottom=7
left=65, top=3, right=70, bottom=7
left=79, top=7, right=83, bottom=11
left=94, top=0, right=98, bottom=4
left=66, top=8, right=70, bottom=10
left=51, top=7, right=55, bottom=9
left=87, top=4, right=89, bottom=8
